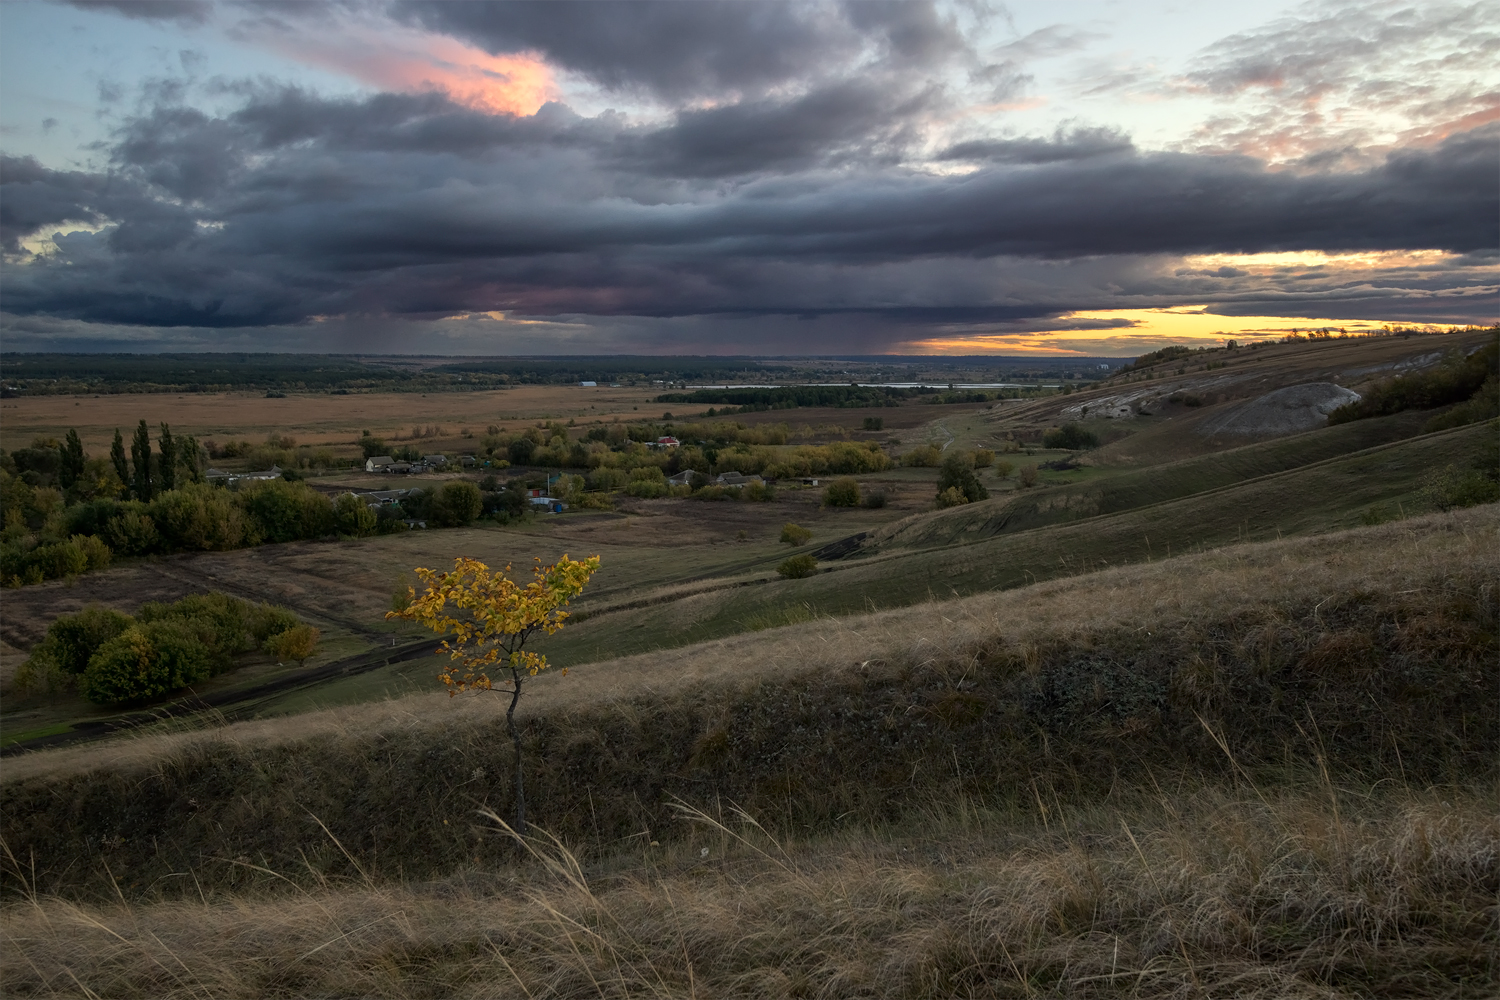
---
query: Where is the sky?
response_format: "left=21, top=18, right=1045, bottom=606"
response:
left=0, top=0, right=1495, bottom=357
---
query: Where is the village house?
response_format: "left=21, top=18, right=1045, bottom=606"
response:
left=649, top=436, right=680, bottom=450
left=206, top=465, right=284, bottom=486
left=422, top=454, right=447, bottom=467
left=365, top=456, right=395, bottom=473
left=714, top=471, right=764, bottom=487
left=667, top=469, right=700, bottom=487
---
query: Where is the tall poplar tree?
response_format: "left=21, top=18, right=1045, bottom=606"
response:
left=157, top=423, right=177, bottom=493
left=131, top=419, right=153, bottom=502
left=110, top=429, right=129, bottom=493
left=60, top=429, right=86, bottom=490
left=178, top=434, right=203, bottom=484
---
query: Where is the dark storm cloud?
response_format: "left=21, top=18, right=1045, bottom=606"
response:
left=938, top=126, right=1133, bottom=164
left=393, top=0, right=988, bottom=101
left=619, top=81, right=941, bottom=177
left=2, top=81, right=1495, bottom=332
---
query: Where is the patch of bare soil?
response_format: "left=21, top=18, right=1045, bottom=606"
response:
left=1196, top=382, right=1361, bottom=438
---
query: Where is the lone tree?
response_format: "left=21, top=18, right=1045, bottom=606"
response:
left=130, top=420, right=153, bottom=502
left=388, top=554, right=601, bottom=838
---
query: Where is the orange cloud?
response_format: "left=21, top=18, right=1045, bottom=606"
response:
left=262, top=24, right=557, bottom=116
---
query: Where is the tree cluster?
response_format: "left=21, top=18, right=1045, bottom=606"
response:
left=18, top=594, right=314, bottom=705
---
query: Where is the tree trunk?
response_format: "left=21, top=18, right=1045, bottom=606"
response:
left=507, top=666, right=526, bottom=840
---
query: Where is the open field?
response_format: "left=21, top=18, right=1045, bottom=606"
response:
left=0, top=384, right=674, bottom=457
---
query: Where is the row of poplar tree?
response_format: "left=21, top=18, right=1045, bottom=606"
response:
left=87, top=420, right=207, bottom=501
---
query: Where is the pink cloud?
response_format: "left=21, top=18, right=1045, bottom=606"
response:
left=261, top=23, right=557, bottom=116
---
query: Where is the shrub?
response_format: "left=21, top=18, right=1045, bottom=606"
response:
left=35, top=605, right=134, bottom=675
left=937, top=453, right=988, bottom=504
left=993, top=459, right=1015, bottom=479
left=81, top=620, right=212, bottom=705
left=862, top=489, right=887, bottom=508
left=104, top=507, right=159, bottom=556
left=1418, top=464, right=1500, bottom=511
left=1330, top=337, right=1498, bottom=424
left=823, top=477, right=861, bottom=507
left=780, top=522, right=812, bottom=546
left=432, top=481, right=483, bottom=527
left=1424, top=375, right=1499, bottom=432
left=334, top=493, right=378, bottom=537
left=624, top=479, right=669, bottom=499
left=139, top=592, right=254, bottom=671
left=777, top=554, right=817, bottom=579
left=248, top=603, right=300, bottom=646
left=1018, top=464, right=1039, bottom=488
left=237, top=480, right=334, bottom=544
left=934, top=486, right=969, bottom=508
left=901, top=444, right=942, bottom=467
left=862, top=416, right=884, bottom=431
left=268, top=624, right=320, bottom=666
left=1042, top=423, right=1100, bottom=450
left=972, top=448, right=994, bottom=468
left=150, top=484, right=247, bottom=551
left=740, top=480, right=775, bottom=502
left=507, top=438, right=536, bottom=464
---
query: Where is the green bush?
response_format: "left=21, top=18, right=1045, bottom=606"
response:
left=935, top=486, right=970, bottom=509
left=780, top=522, right=812, bottom=546
left=823, top=478, right=861, bottom=507
left=36, top=605, right=135, bottom=675
left=901, top=444, right=942, bottom=467
left=104, top=507, right=159, bottom=556
left=248, top=603, right=300, bottom=646
left=150, top=484, right=246, bottom=551
left=139, top=592, right=254, bottom=671
left=81, top=620, right=213, bottom=705
left=937, top=454, right=988, bottom=504
left=1330, top=337, right=1498, bottom=424
left=1042, top=423, right=1100, bottom=450
left=237, top=480, right=334, bottom=544
left=1418, top=463, right=1500, bottom=511
left=624, top=479, right=669, bottom=499
left=334, top=493, right=378, bottom=537
left=1424, top=375, right=1499, bottom=432
left=432, top=481, right=483, bottom=527
left=777, top=554, right=818, bottom=579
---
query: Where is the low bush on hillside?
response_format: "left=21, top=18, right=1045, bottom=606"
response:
left=1330, top=336, right=1498, bottom=425
left=15, top=593, right=310, bottom=704
left=1041, top=422, right=1100, bottom=450
left=935, top=454, right=988, bottom=506
left=901, top=444, right=942, bottom=467
left=822, top=478, right=861, bottom=507
left=780, top=522, right=812, bottom=546
left=776, top=554, right=818, bottom=578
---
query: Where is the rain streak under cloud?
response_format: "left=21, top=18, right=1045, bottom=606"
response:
left=1, top=0, right=1496, bottom=356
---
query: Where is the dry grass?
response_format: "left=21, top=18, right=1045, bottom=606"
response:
left=2, top=785, right=1495, bottom=998
left=0, top=507, right=1494, bottom=996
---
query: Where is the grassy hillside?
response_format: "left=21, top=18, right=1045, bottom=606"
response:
left=1, top=507, right=1494, bottom=997
left=4, top=507, right=1493, bottom=887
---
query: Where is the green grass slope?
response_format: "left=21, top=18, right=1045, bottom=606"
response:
left=866, top=407, right=1437, bottom=552
left=528, top=419, right=1494, bottom=666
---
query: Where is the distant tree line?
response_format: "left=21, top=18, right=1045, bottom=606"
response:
left=0, top=422, right=489, bottom=588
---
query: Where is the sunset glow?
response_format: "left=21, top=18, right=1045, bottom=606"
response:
left=905, top=307, right=1442, bottom=356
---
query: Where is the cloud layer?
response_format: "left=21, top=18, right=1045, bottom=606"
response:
left=4, top=0, right=1497, bottom=353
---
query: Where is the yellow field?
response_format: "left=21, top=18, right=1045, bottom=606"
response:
left=0, top=383, right=669, bottom=455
